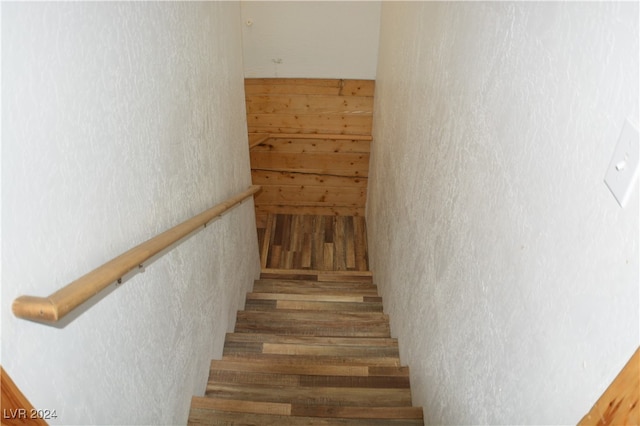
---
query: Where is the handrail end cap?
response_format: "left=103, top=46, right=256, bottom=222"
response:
left=12, top=296, right=59, bottom=323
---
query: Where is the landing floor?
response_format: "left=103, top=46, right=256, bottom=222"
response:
left=257, top=214, right=369, bottom=272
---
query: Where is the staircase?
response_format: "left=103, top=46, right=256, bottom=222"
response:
left=187, top=77, right=424, bottom=424
left=187, top=266, right=424, bottom=424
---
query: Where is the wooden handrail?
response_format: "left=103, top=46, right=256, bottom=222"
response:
left=12, top=185, right=261, bottom=325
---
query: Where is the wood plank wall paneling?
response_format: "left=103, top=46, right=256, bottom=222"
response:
left=246, top=95, right=373, bottom=115
left=250, top=151, right=370, bottom=177
left=245, top=79, right=375, bottom=97
left=579, top=347, right=639, bottom=426
left=247, top=114, right=373, bottom=136
left=1, top=367, right=48, bottom=426
left=246, top=78, right=374, bottom=219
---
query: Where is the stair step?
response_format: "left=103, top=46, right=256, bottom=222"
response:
left=222, top=343, right=397, bottom=357
left=234, top=311, right=390, bottom=337
left=244, top=297, right=383, bottom=312
left=224, top=333, right=398, bottom=347
left=211, top=359, right=409, bottom=377
left=247, top=292, right=382, bottom=303
left=209, top=369, right=410, bottom=388
left=205, top=382, right=413, bottom=407
left=189, top=410, right=424, bottom=425
left=189, top=397, right=424, bottom=424
left=236, top=310, right=388, bottom=322
left=252, top=279, right=379, bottom=296
left=222, top=353, right=402, bottom=367
left=260, top=269, right=374, bottom=284
left=223, top=333, right=400, bottom=357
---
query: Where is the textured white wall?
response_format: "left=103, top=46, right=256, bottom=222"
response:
left=368, top=2, right=638, bottom=424
left=2, top=2, right=260, bottom=424
left=240, top=1, right=380, bottom=79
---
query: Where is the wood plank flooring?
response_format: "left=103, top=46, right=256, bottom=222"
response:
left=258, top=214, right=368, bottom=272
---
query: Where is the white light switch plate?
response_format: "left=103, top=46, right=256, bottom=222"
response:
left=605, top=119, right=639, bottom=207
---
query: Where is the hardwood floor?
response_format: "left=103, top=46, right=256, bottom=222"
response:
left=258, top=214, right=368, bottom=271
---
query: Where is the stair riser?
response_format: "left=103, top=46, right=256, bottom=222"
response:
left=222, top=354, right=402, bottom=367
left=205, top=384, right=413, bottom=407
left=259, top=271, right=374, bottom=284
left=224, top=333, right=398, bottom=347
left=223, top=342, right=400, bottom=358
left=190, top=396, right=424, bottom=421
left=209, top=370, right=410, bottom=388
left=245, top=299, right=383, bottom=312
left=234, top=322, right=390, bottom=338
left=254, top=279, right=378, bottom=291
left=188, top=409, right=424, bottom=425
left=236, top=310, right=388, bottom=322
left=211, top=359, right=409, bottom=376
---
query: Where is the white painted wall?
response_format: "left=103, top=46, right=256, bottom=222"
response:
left=2, top=2, right=260, bottom=424
left=368, top=2, right=638, bottom=424
left=240, top=1, right=380, bottom=79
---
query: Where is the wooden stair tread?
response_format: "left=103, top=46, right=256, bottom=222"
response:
left=223, top=343, right=399, bottom=358
left=209, top=370, right=410, bottom=388
left=247, top=290, right=381, bottom=302
left=224, top=333, right=398, bottom=346
left=254, top=278, right=378, bottom=290
left=260, top=269, right=373, bottom=284
left=247, top=292, right=382, bottom=303
left=191, top=396, right=423, bottom=420
left=210, top=359, right=409, bottom=377
left=234, top=323, right=390, bottom=338
left=189, top=409, right=424, bottom=425
left=244, top=298, right=383, bottom=312
left=205, top=382, right=413, bottom=407
left=236, top=310, right=388, bottom=321
left=237, top=309, right=382, bottom=322
left=235, top=311, right=390, bottom=337
left=221, top=353, right=402, bottom=367
left=223, top=333, right=399, bottom=357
